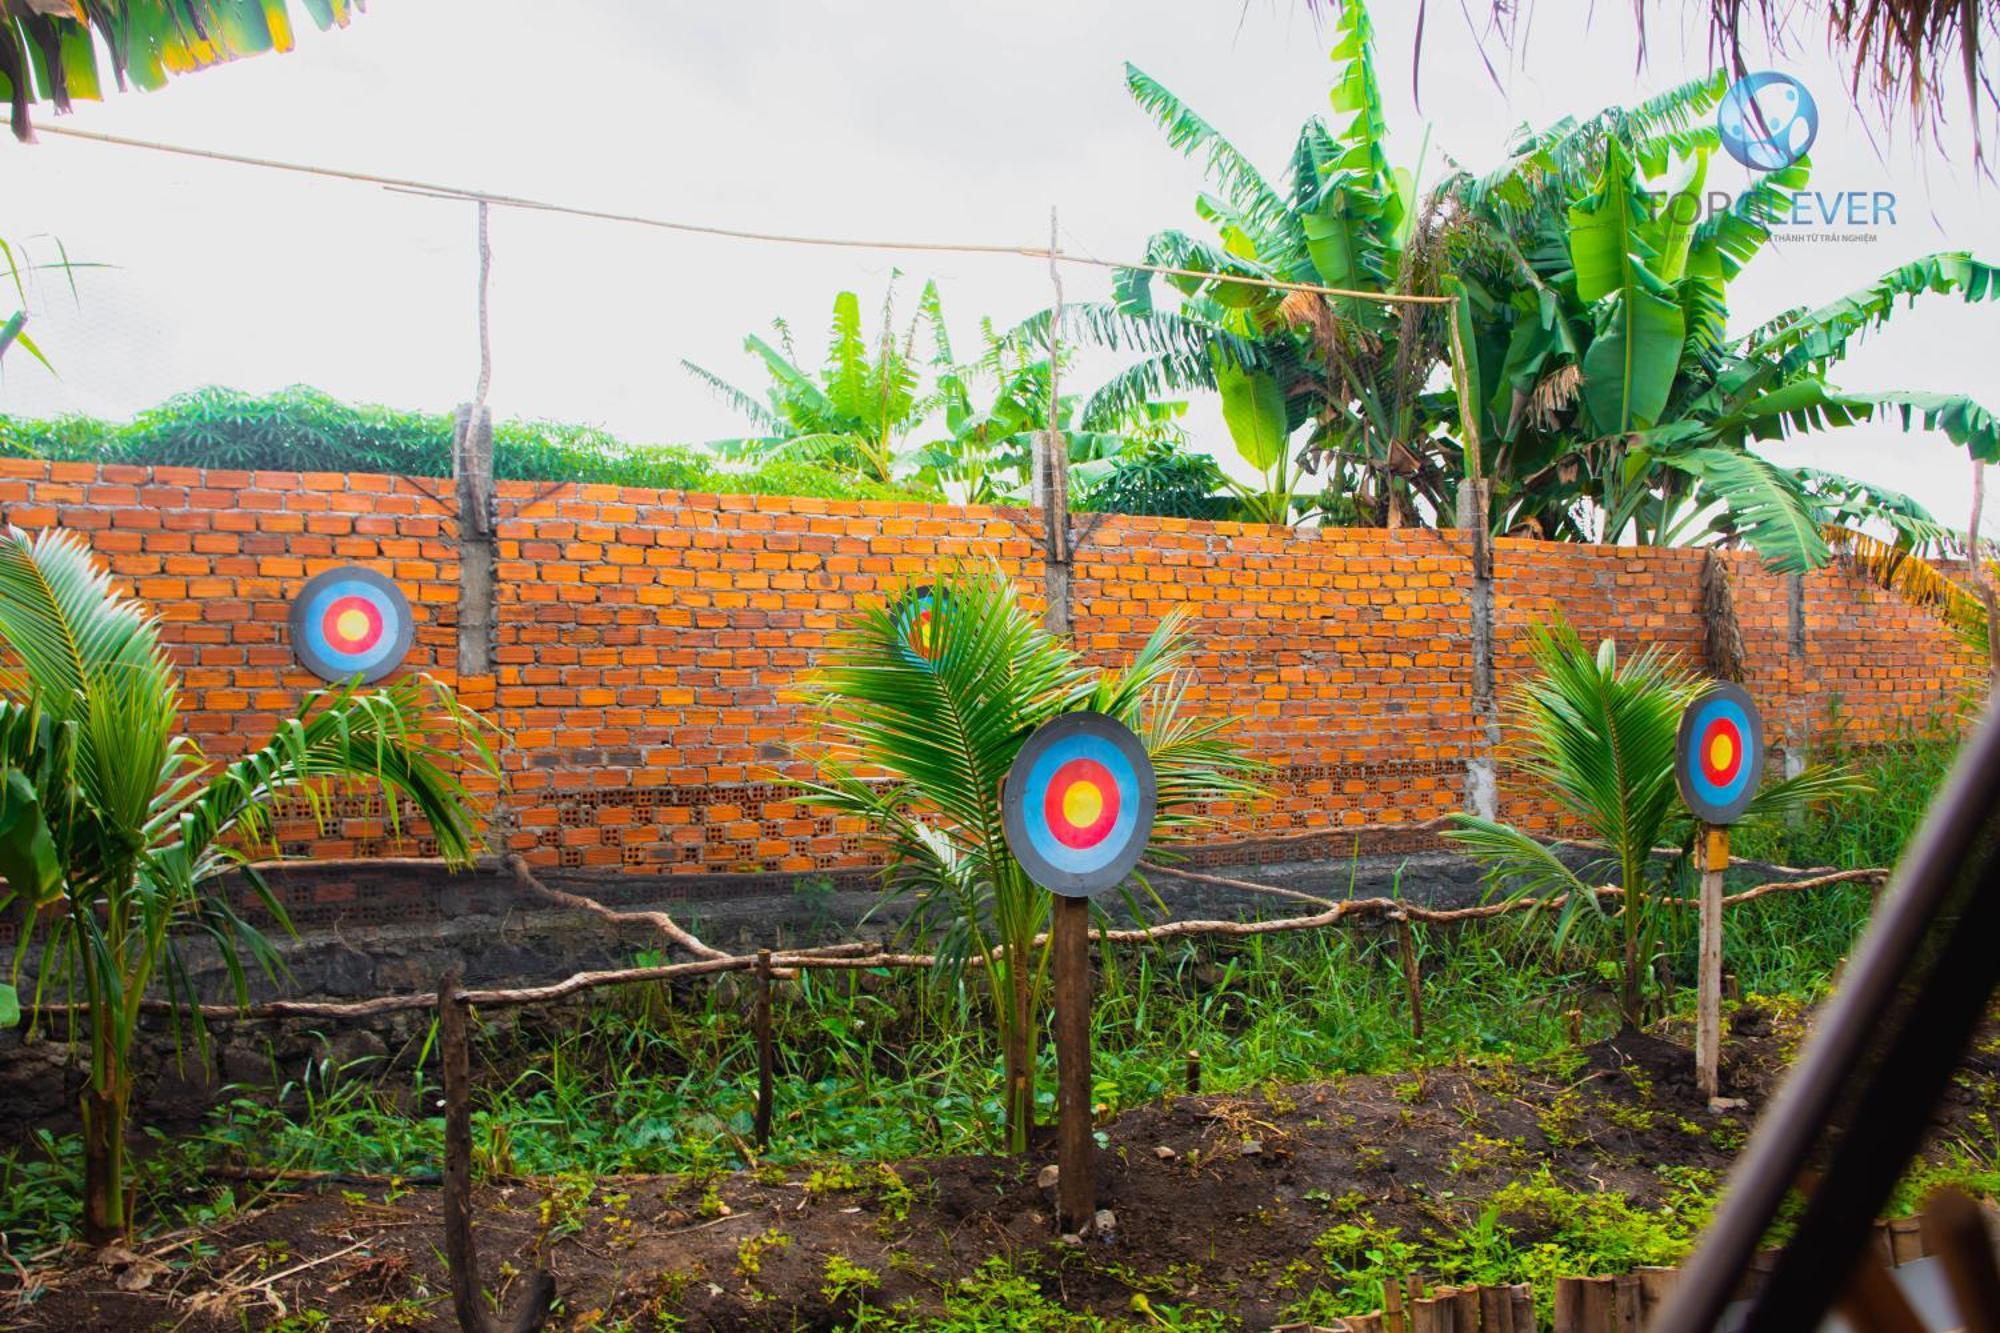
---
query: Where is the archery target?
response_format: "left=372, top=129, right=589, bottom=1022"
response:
left=1002, top=711, right=1158, bottom=898
left=1675, top=682, right=1765, bottom=825
left=290, top=567, right=414, bottom=683
left=894, top=584, right=944, bottom=663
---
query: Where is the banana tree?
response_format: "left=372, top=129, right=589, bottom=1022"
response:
left=1442, top=88, right=2000, bottom=571
left=683, top=283, right=940, bottom=489
left=1, top=0, right=362, bottom=143
left=0, top=527, right=494, bottom=1242
left=910, top=300, right=1169, bottom=507
left=1021, top=0, right=1459, bottom=528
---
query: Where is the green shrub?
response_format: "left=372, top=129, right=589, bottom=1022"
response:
left=1077, top=439, right=1232, bottom=519
left=0, top=384, right=930, bottom=502
left=1728, top=704, right=1971, bottom=871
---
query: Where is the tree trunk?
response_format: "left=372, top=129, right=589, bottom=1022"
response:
left=1002, top=945, right=1035, bottom=1152
left=1621, top=854, right=1646, bottom=1027
left=81, top=1076, right=129, bottom=1244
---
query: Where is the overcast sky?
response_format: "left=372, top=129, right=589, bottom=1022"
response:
left=2, top=2, right=1995, bottom=529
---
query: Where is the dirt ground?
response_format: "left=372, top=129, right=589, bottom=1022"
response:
left=6, top=1003, right=1991, bottom=1331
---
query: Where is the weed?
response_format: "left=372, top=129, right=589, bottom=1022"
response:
left=735, top=1228, right=792, bottom=1280
left=820, top=1253, right=882, bottom=1304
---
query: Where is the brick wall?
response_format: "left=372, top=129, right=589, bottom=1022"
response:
left=0, top=459, right=1978, bottom=880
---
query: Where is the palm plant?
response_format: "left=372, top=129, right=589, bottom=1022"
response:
left=0, top=527, right=495, bottom=1242
left=791, top=570, right=1262, bottom=1152
left=1443, top=619, right=1859, bottom=1025
left=2, top=0, right=361, bottom=142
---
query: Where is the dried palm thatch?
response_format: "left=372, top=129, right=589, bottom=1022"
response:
left=1825, top=524, right=1996, bottom=655
left=1340, top=0, right=1999, bottom=159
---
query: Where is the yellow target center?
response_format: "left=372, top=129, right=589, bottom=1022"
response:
left=1708, top=732, right=1735, bottom=771
left=1061, top=780, right=1104, bottom=828
left=335, top=608, right=372, bottom=642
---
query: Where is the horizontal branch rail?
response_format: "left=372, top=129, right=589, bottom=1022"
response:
left=13, top=858, right=1885, bottom=1027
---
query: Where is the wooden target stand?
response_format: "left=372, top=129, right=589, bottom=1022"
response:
left=1674, top=683, right=1766, bottom=1103
left=1002, top=711, right=1158, bottom=1233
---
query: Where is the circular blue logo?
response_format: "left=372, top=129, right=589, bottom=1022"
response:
left=1717, top=71, right=1818, bottom=171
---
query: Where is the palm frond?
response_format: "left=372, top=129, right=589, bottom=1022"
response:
left=1124, top=63, right=1291, bottom=242
left=1655, top=444, right=1829, bottom=573
left=1748, top=252, right=2000, bottom=373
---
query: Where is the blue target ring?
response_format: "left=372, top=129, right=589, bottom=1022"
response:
left=290, top=566, right=414, bottom=684
left=1003, top=712, right=1158, bottom=898
left=1675, top=683, right=1765, bottom=825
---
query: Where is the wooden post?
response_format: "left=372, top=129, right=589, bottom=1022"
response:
left=1394, top=913, right=1425, bottom=1041
left=1508, top=1284, right=1536, bottom=1333
left=1384, top=1275, right=1407, bottom=1333
left=1697, top=824, right=1729, bottom=1101
left=438, top=968, right=555, bottom=1333
left=753, top=949, right=774, bottom=1150
left=1052, top=894, right=1095, bottom=1231
left=1185, top=1049, right=1201, bottom=1095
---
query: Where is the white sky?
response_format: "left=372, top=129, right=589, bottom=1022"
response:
left=1, top=1, right=1996, bottom=529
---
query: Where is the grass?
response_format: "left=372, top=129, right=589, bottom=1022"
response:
left=0, top=898, right=1873, bottom=1258
left=1730, top=703, right=1970, bottom=871
left=0, top=720, right=1974, bottom=1319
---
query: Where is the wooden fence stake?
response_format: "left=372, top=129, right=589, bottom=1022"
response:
left=1697, top=824, right=1729, bottom=1101
left=438, top=968, right=554, bottom=1333
left=1394, top=913, right=1425, bottom=1041
left=1508, top=1284, right=1536, bottom=1333
left=1383, top=1274, right=1406, bottom=1333
left=753, top=948, right=774, bottom=1150
left=1052, top=894, right=1095, bottom=1232
left=1185, top=1049, right=1202, bottom=1095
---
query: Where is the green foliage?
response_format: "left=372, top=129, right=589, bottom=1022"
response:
left=1445, top=92, right=2000, bottom=571
left=820, top=1253, right=882, bottom=1304
left=686, top=284, right=934, bottom=488
left=1066, top=0, right=1452, bottom=529
left=1, top=2, right=362, bottom=144
left=1729, top=706, right=1971, bottom=871
left=791, top=570, right=1263, bottom=1149
left=1445, top=619, right=1861, bottom=1022
left=0, top=894, right=1888, bottom=1256
left=1284, top=1169, right=1714, bottom=1320
left=0, top=526, right=494, bottom=1240
left=0, top=385, right=922, bottom=502
left=1077, top=439, right=1232, bottom=520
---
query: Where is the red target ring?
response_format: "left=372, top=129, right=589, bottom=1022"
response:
left=1697, top=717, right=1745, bottom=787
left=1042, top=756, right=1121, bottom=849
left=321, top=595, right=386, bottom=654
